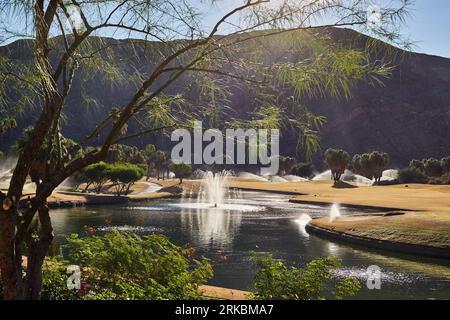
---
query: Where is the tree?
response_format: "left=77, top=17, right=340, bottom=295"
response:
left=83, top=162, right=110, bottom=194
left=369, top=151, right=389, bottom=184
left=324, top=149, right=350, bottom=182
left=423, top=158, right=443, bottom=177
left=107, top=163, right=144, bottom=196
left=409, top=159, right=425, bottom=171
left=151, top=151, right=167, bottom=181
left=0, top=0, right=411, bottom=299
left=441, top=157, right=450, bottom=174
left=169, top=162, right=192, bottom=184
left=352, top=151, right=389, bottom=183
left=144, top=144, right=156, bottom=180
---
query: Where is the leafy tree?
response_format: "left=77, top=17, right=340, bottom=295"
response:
left=151, top=150, right=167, bottom=180
left=251, top=254, right=360, bottom=300
left=0, top=0, right=411, bottom=300
left=107, top=144, right=146, bottom=165
left=83, top=162, right=110, bottom=194
left=423, top=158, right=443, bottom=177
left=352, top=151, right=389, bottom=183
left=398, top=167, right=428, bottom=184
left=441, top=157, right=450, bottom=174
left=324, top=149, right=350, bottom=182
left=144, top=144, right=156, bottom=180
left=369, top=151, right=390, bottom=183
left=409, top=159, right=425, bottom=171
left=107, top=163, right=145, bottom=196
left=169, top=162, right=193, bottom=184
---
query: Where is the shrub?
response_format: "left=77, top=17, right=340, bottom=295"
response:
left=409, top=159, right=424, bottom=171
left=64, top=232, right=213, bottom=300
left=441, top=157, right=450, bottom=174
left=251, top=254, right=360, bottom=300
left=324, top=149, right=350, bottom=182
left=423, top=158, right=443, bottom=177
left=398, top=167, right=428, bottom=184
left=291, top=162, right=315, bottom=178
left=279, top=156, right=297, bottom=175
left=0, top=257, right=80, bottom=300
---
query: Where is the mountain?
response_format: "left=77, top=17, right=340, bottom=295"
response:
left=1, top=28, right=449, bottom=168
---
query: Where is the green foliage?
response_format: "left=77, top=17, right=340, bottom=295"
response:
left=168, top=162, right=192, bottom=183
left=107, top=144, right=146, bottom=165
left=83, top=161, right=110, bottom=193
left=324, top=149, right=350, bottom=182
left=401, top=157, right=449, bottom=185
left=0, top=257, right=80, bottom=300
left=409, top=159, right=425, bottom=171
left=291, top=162, right=315, bottom=178
left=352, top=151, right=389, bottom=183
left=107, top=163, right=145, bottom=196
left=398, top=167, right=428, bottom=184
left=150, top=150, right=167, bottom=180
left=278, top=156, right=297, bottom=175
left=423, top=158, right=443, bottom=177
left=441, top=157, right=450, bottom=174
left=251, top=254, right=360, bottom=300
left=65, top=232, right=212, bottom=300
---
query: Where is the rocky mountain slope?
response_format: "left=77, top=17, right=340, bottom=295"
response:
left=1, top=28, right=449, bottom=167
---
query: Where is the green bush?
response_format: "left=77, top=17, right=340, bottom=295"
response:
left=423, top=158, right=443, bottom=177
left=0, top=257, right=80, bottom=300
left=0, top=233, right=212, bottom=300
left=441, top=157, right=450, bottom=174
left=409, top=159, right=425, bottom=171
left=398, top=167, right=428, bottom=184
left=251, top=254, right=360, bottom=300
left=291, top=162, right=315, bottom=178
left=65, top=231, right=212, bottom=300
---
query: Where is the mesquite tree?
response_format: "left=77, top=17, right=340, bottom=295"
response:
left=0, top=0, right=410, bottom=299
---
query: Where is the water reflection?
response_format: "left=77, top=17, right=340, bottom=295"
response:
left=180, top=206, right=242, bottom=250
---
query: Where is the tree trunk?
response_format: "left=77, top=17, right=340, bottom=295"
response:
left=0, top=195, right=22, bottom=299
left=24, top=204, right=54, bottom=300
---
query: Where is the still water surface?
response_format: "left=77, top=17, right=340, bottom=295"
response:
left=50, top=191, right=450, bottom=300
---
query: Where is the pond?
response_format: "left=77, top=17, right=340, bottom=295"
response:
left=50, top=191, right=450, bottom=300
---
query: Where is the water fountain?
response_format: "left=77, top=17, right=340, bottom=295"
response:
left=198, top=171, right=230, bottom=207
left=294, top=213, right=312, bottom=238
left=329, top=203, right=341, bottom=222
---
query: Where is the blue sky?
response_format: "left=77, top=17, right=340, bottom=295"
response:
left=402, top=0, right=450, bottom=58
left=200, top=0, right=450, bottom=58
left=1, top=0, right=449, bottom=58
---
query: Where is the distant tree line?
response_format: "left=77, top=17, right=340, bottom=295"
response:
left=322, top=148, right=449, bottom=186
left=323, top=149, right=390, bottom=185
left=399, top=157, right=450, bottom=184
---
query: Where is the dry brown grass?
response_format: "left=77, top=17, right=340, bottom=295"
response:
left=223, top=179, right=450, bottom=249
